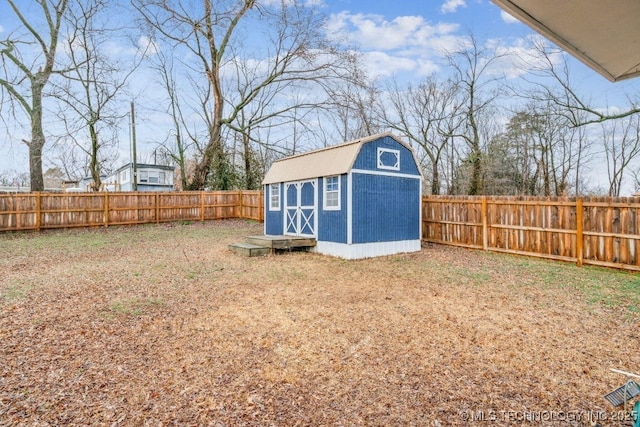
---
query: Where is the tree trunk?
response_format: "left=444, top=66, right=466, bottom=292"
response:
left=466, top=86, right=482, bottom=195
left=176, top=132, right=188, bottom=191
left=29, top=83, right=46, bottom=192
left=29, top=139, right=45, bottom=192
left=89, top=122, right=101, bottom=191
left=431, top=162, right=440, bottom=195
left=468, top=151, right=481, bottom=195
left=188, top=123, right=223, bottom=190
left=243, top=132, right=254, bottom=190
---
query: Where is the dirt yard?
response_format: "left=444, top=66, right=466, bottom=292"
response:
left=1, top=219, right=639, bottom=426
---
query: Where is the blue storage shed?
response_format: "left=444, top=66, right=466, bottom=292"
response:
left=262, top=133, right=423, bottom=259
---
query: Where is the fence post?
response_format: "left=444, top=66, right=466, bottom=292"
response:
left=238, top=191, right=243, bottom=219
left=200, top=191, right=205, bottom=222
left=104, top=193, right=109, bottom=227
left=35, top=192, right=42, bottom=231
left=481, top=196, right=488, bottom=251
left=259, top=191, right=264, bottom=222
left=155, top=193, right=159, bottom=223
left=576, top=197, right=584, bottom=267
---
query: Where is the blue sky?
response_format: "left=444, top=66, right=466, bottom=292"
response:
left=0, top=0, right=637, bottom=186
left=321, top=0, right=632, bottom=89
left=326, top=0, right=636, bottom=95
left=326, top=0, right=524, bottom=78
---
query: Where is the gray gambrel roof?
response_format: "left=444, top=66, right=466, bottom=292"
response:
left=262, top=132, right=419, bottom=185
left=492, top=0, right=640, bottom=82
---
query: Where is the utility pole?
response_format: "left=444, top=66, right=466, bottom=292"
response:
left=131, top=101, right=138, bottom=191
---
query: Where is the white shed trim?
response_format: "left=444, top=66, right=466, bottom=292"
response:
left=351, top=168, right=422, bottom=180
left=347, top=171, right=353, bottom=245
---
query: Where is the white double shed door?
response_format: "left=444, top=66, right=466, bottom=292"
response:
left=284, top=179, right=317, bottom=237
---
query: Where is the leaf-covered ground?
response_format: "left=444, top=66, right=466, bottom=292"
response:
left=1, top=220, right=639, bottom=426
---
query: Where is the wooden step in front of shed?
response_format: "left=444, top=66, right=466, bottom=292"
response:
left=228, top=242, right=271, bottom=257
left=246, top=235, right=316, bottom=251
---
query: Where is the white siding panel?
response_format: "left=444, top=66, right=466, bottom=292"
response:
left=314, top=240, right=421, bottom=260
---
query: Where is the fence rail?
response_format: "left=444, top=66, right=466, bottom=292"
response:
left=423, top=195, right=640, bottom=271
left=0, top=191, right=263, bottom=232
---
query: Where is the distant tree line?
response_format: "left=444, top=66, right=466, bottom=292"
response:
left=2, top=1, right=640, bottom=195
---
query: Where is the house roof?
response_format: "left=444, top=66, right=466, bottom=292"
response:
left=262, top=132, right=416, bottom=185
left=492, top=0, right=640, bottom=82
left=113, top=162, right=176, bottom=173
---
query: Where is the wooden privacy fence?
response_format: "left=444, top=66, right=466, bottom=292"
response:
left=0, top=191, right=263, bottom=232
left=6, top=191, right=640, bottom=271
left=423, top=195, right=640, bottom=271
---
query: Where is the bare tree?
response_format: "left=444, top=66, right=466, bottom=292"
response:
left=323, top=79, right=383, bottom=143
left=149, top=48, right=194, bottom=190
left=521, top=40, right=640, bottom=127
left=529, top=105, right=581, bottom=196
left=543, top=111, right=587, bottom=196
left=56, top=0, right=142, bottom=190
left=224, top=52, right=337, bottom=189
left=133, top=0, right=254, bottom=190
left=570, top=109, right=592, bottom=195
left=0, top=169, right=30, bottom=187
left=600, top=116, right=640, bottom=196
left=382, top=76, right=463, bottom=195
left=490, top=104, right=593, bottom=196
left=134, top=0, right=359, bottom=190
left=0, top=0, right=71, bottom=191
left=49, top=140, right=88, bottom=181
left=444, top=35, right=505, bottom=195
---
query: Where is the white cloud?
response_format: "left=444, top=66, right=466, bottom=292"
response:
left=441, top=0, right=466, bottom=14
left=137, top=36, right=159, bottom=56
left=102, top=36, right=160, bottom=58
left=360, top=51, right=420, bottom=78
left=500, top=10, right=520, bottom=24
left=326, top=12, right=468, bottom=79
left=414, top=59, right=441, bottom=77
left=0, top=25, right=4, bottom=33
left=327, top=12, right=460, bottom=52
left=485, top=36, right=564, bottom=79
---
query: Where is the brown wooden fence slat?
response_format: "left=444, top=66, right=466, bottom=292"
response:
left=423, top=195, right=640, bottom=272
left=0, top=190, right=264, bottom=232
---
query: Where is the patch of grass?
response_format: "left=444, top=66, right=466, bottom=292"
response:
left=108, top=297, right=165, bottom=317
left=0, top=283, right=29, bottom=303
left=450, top=267, right=493, bottom=285
left=0, top=229, right=112, bottom=257
left=496, top=253, right=640, bottom=312
left=580, top=269, right=640, bottom=310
